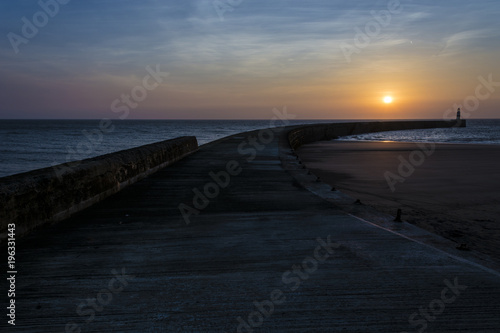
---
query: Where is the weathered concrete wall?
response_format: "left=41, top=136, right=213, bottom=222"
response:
left=288, top=120, right=465, bottom=150
left=0, top=136, right=198, bottom=239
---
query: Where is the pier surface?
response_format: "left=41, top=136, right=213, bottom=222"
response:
left=5, top=123, right=500, bottom=332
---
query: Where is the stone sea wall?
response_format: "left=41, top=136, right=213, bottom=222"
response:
left=0, top=136, right=198, bottom=239
left=288, top=120, right=465, bottom=150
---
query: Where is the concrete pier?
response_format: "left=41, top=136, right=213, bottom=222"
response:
left=0, top=136, right=198, bottom=238
left=5, top=120, right=500, bottom=333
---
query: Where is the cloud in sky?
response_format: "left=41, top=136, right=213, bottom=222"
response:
left=0, top=0, right=499, bottom=119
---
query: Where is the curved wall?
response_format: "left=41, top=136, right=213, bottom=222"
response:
left=0, top=136, right=198, bottom=239
left=288, top=120, right=465, bottom=150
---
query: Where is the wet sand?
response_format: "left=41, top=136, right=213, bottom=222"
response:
left=296, top=141, right=500, bottom=262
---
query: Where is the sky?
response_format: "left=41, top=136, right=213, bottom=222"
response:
left=0, top=0, right=499, bottom=119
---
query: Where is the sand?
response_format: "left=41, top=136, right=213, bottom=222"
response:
left=296, top=140, right=500, bottom=262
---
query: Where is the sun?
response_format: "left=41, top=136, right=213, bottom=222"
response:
left=383, top=96, right=393, bottom=104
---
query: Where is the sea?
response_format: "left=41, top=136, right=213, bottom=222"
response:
left=1, top=119, right=499, bottom=179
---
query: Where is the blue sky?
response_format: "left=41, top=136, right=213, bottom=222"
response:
left=1, top=0, right=499, bottom=119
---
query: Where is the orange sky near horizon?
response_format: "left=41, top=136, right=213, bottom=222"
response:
left=1, top=1, right=499, bottom=120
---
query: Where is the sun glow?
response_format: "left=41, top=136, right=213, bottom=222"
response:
left=383, top=96, right=393, bottom=104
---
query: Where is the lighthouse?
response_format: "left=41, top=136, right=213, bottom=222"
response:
left=457, top=107, right=461, bottom=120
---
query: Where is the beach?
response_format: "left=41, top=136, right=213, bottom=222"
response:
left=7, top=123, right=500, bottom=331
left=296, top=140, right=500, bottom=262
